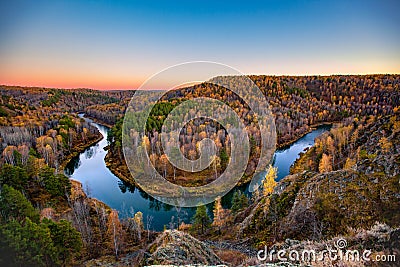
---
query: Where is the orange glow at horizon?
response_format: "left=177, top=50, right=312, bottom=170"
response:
left=0, top=79, right=142, bottom=90
left=1, top=61, right=399, bottom=90
left=0, top=71, right=145, bottom=90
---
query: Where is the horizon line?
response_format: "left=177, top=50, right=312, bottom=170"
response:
left=1, top=72, right=399, bottom=91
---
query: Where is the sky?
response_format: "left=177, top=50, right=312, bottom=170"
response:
left=0, top=0, right=399, bottom=89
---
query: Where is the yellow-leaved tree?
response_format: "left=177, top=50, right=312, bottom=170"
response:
left=263, top=165, right=277, bottom=198
left=212, top=196, right=229, bottom=233
left=319, top=153, right=333, bottom=173
left=261, top=165, right=278, bottom=216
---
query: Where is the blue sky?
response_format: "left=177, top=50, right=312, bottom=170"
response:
left=0, top=0, right=399, bottom=89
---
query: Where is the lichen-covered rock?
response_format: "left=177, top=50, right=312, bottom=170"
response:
left=145, top=230, right=223, bottom=266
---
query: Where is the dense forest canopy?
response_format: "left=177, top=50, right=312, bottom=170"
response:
left=105, top=74, right=400, bottom=186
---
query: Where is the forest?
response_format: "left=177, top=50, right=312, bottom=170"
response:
left=106, top=74, right=400, bottom=187
left=0, top=74, right=399, bottom=266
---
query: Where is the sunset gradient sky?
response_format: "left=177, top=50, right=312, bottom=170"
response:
left=0, top=0, right=399, bottom=89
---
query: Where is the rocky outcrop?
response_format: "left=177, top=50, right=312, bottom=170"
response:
left=144, top=230, right=223, bottom=266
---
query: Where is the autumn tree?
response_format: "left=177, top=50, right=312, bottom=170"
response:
left=18, top=145, right=29, bottom=166
left=70, top=198, right=93, bottom=248
left=251, top=185, right=260, bottom=203
left=159, top=154, right=169, bottom=178
left=212, top=197, right=227, bottom=233
left=263, top=165, right=277, bottom=197
left=344, top=157, right=356, bottom=170
left=319, top=153, right=333, bottom=173
left=146, top=215, right=153, bottom=240
left=2, top=145, right=17, bottom=165
left=379, top=137, right=392, bottom=154
left=93, top=204, right=108, bottom=243
left=106, top=210, right=124, bottom=260
left=326, top=135, right=335, bottom=166
left=213, top=155, right=221, bottom=179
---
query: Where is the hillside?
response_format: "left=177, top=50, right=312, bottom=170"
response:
left=234, top=112, right=399, bottom=264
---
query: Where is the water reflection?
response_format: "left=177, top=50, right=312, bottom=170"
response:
left=273, top=125, right=331, bottom=181
left=64, top=156, right=81, bottom=176
left=84, top=144, right=99, bottom=159
left=117, top=179, right=136, bottom=194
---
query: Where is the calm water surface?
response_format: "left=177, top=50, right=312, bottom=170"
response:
left=273, top=126, right=331, bottom=180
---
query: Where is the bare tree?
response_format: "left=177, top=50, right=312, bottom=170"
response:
left=133, top=211, right=143, bottom=241
left=71, top=199, right=93, bottom=247
left=107, top=210, right=124, bottom=260
left=146, top=215, right=153, bottom=240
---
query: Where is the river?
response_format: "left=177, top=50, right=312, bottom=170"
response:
left=65, top=117, right=330, bottom=231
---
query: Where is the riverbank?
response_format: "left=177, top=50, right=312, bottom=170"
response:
left=104, top=147, right=137, bottom=186
left=276, top=121, right=336, bottom=149
left=70, top=114, right=139, bottom=186
left=82, top=114, right=114, bottom=128
left=59, top=132, right=104, bottom=172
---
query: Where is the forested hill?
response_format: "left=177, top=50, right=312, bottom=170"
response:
left=0, top=86, right=135, bottom=170
left=0, top=86, right=135, bottom=126
left=105, top=74, right=400, bottom=187
left=0, top=86, right=136, bottom=266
